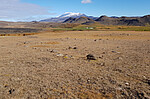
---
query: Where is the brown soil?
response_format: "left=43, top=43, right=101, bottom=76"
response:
left=0, top=31, right=150, bottom=99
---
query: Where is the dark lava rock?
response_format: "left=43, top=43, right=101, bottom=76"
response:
left=86, top=54, right=96, bottom=60
left=73, top=47, right=77, bottom=49
left=9, top=89, right=15, bottom=94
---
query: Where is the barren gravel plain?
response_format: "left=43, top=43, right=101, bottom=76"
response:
left=0, top=31, right=150, bottom=99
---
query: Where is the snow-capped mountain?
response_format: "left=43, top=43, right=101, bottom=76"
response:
left=40, top=12, right=88, bottom=22
left=58, top=12, right=86, bottom=18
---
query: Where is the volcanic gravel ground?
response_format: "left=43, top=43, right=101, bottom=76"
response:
left=0, top=31, right=150, bottom=99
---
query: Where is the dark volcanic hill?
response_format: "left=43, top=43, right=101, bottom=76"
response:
left=95, top=15, right=150, bottom=26
left=140, top=15, right=150, bottom=24
left=63, top=15, right=150, bottom=26
left=63, top=17, right=96, bottom=24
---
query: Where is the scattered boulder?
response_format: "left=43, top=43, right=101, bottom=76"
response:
left=86, top=54, right=96, bottom=60
left=8, top=89, right=15, bottom=94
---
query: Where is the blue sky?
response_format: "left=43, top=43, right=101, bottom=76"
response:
left=21, top=0, right=150, bottom=17
left=0, top=0, right=150, bottom=21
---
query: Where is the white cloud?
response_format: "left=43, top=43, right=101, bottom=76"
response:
left=0, top=0, right=52, bottom=21
left=81, top=0, right=92, bottom=4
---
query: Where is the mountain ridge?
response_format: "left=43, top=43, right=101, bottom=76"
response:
left=63, top=15, right=150, bottom=26
left=63, top=16, right=96, bottom=24
left=40, top=12, right=98, bottom=23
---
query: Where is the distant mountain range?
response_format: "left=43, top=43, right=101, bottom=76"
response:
left=40, top=12, right=150, bottom=26
left=40, top=12, right=98, bottom=23
left=63, top=15, right=150, bottom=26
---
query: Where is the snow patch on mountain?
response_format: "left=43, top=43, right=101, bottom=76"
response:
left=58, top=12, right=85, bottom=18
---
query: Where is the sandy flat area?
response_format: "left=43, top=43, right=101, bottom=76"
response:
left=0, top=31, right=150, bottom=99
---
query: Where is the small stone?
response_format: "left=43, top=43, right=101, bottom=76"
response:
left=97, top=62, right=105, bottom=66
left=64, top=55, right=72, bottom=58
left=87, top=79, right=91, bottom=84
left=112, top=51, right=117, bottom=53
left=117, top=57, right=123, bottom=60
left=24, top=41, right=29, bottom=44
left=86, top=54, right=96, bottom=60
left=57, top=53, right=64, bottom=57
left=32, top=47, right=37, bottom=49
left=143, top=76, right=146, bottom=79
left=99, top=55, right=103, bottom=58
left=125, top=82, right=129, bottom=86
left=67, top=69, right=72, bottom=72
left=50, top=50, right=57, bottom=53
left=100, top=62, right=105, bottom=66
left=73, top=47, right=77, bottom=49
left=102, top=52, right=106, bottom=54
left=68, top=47, right=72, bottom=49
left=4, top=85, right=8, bottom=88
